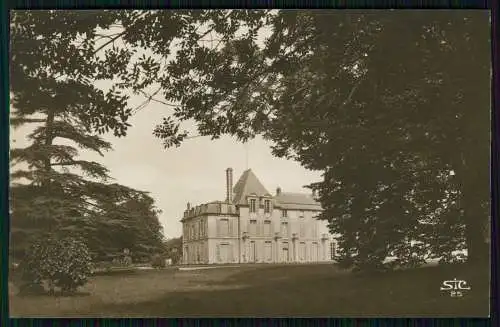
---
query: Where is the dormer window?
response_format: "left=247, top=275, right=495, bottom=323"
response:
left=264, top=200, right=271, bottom=213
left=250, top=198, right=257, bottom=213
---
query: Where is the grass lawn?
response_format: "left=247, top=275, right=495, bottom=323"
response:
left=9, top=262, right=489, bottom=317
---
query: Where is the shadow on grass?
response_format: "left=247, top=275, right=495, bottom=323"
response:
left=89, top=263, right=489, bottom=317
left=91, top=269, right=141, bottom=277
left=16, top=286, right=92, bottom=298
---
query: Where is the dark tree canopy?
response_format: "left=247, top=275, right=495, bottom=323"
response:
left=11, top=10, right=491, bottom=270
left=10, top=10, right=165, bottom=261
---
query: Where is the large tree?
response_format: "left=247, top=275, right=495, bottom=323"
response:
left=9, top=10, right=164, bottom=261
left=108, top=10, right=487, bottom=268
left=11, top=10, right=490, bottom=270
left=89, top=186, right=165, bottom=262
left=147, top=10, right=489, bottom=268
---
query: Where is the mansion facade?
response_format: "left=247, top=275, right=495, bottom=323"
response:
left=181, top=168, right=335, bottom=265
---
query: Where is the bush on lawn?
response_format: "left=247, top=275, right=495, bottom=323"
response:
left=151, top=254, right=166, bottom=268
left=19, top=236, right=93, bottom=294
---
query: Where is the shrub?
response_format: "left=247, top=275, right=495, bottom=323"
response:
left=151, top=254, right=166, bottom=268
left=20, top=236, right=93, bottom=294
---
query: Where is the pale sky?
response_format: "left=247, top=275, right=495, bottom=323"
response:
left=10, top=99, right=323, bottom=239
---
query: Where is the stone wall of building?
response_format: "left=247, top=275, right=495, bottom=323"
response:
left=181, top=169, right=335, bottom=265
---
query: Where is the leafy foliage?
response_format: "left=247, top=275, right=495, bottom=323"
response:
left=20, top=236, right=92, bottom=293
left=112, top=10, right=488, bottom=269
left=10, top=10, right=165, bottom=263
left=164, top=237, right=182, bottom=264
left=87, top=186, right=165, bottom=262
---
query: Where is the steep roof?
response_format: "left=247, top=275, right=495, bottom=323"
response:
left=232, top=169, right=271, bottom=205
left=275, top=192, right=322, bottom=211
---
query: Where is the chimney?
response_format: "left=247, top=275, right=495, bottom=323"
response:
left=226, top=168, right=233, bottom=203
left=276, top=187, right=281, bottom=195
left=187, top=202, right=191, bottom=210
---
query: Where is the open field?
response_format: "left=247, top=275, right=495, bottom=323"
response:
left=9, top=263, right=489, bottom=317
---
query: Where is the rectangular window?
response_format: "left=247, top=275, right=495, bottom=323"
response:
left=264, top=241, right=272, bottom=262
left=299, top=222, right=306, bottom=238
left=282, top=242, right=289, bottom=262
left=281, top=222, right=289, bottom=238
left=312, top=242, right=318, bottom=262
left=312, top=222, right=318, bottom=238
left=216, top=244, right=221, bottom=262
left=330, top=243, right=336, bottom=260
left=299, top=242, right=306, bottom=261
left=264, top=220, right=272, bottom=236
left=228, top=219, right=234, bottom=236
left=250, top=199, right=257, bottom=213
left=221, top=219, right=229, bottom=236
left=249, top=220, right=257, bottom=235
left=217, top=218, right=229, bottom=237
left=227, top=243, right=234, bottom=262
left=219, top=243, right=231, bottom=263
left=282, top=209, right=288, bottom=218
left=264, top=200, right=271, bottom=213
left=249, top=241, right=256, bottom=262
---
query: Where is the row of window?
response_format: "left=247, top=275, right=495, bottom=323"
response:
left=248, top=201, right=306, bottom=219
left=216, top=218, right=233, bottom=237
left=193, top=241, right=335, bottom=263
left=214, top=219, right=318, bottom=238
left=244, top=240, right=328, bottom=262
left=185, top=219, right=206, bottom=241
left=249, top=198, right=272, bottom=213
left=186, top=217, right=320, bottom=239
left=247, top=220, right=318, bottom=238
left=184, top=242, right=206, bottom=264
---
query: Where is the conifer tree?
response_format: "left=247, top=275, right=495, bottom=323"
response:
left=9, top=10, right=164, bottom=261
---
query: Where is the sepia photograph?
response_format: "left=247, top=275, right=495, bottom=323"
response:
left=8, top=9, right=491, bottom=317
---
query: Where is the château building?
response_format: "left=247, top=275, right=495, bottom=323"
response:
left=181, top=168, right=335, bottom=265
